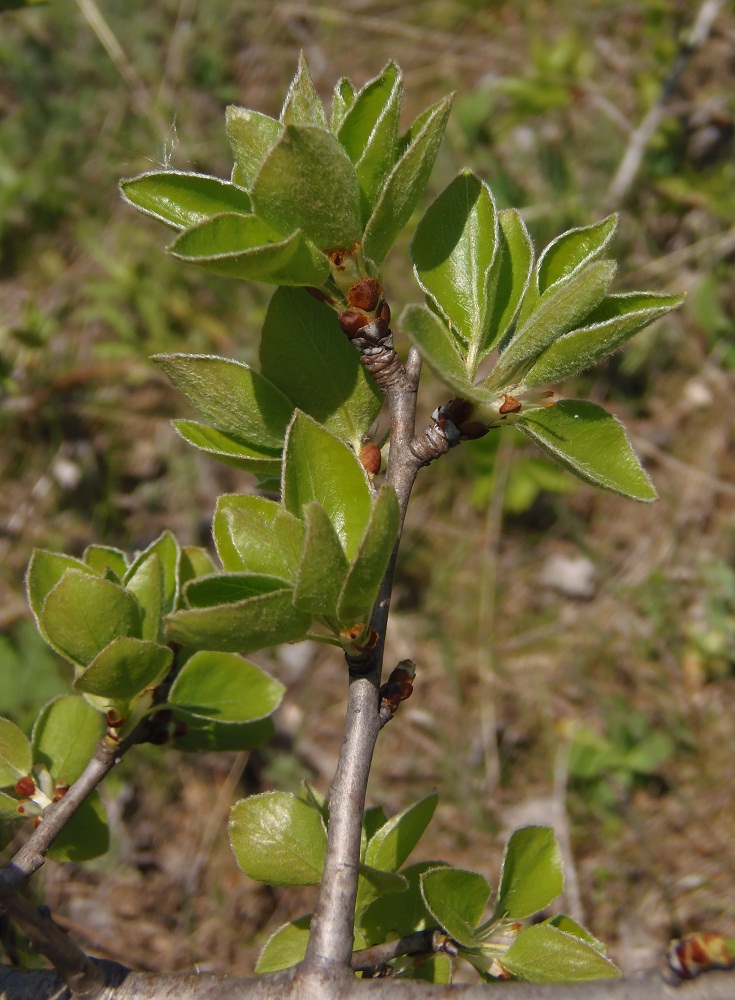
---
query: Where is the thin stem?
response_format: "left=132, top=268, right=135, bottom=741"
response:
left=300, top=352, right=423, bottom=975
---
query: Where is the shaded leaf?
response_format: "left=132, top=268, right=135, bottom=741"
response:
left=169, top=650, right=284, bottom=723
left=83, top=546, right=128, bottom=580
left=293, top=501, right=348, bottom=618
left=73, top=638, right=172, bottom=707
left=46, top=791, right=108, bottom=863
left=337, top=484, right=400, bottom=625
left=420, top=867, right=491, bottom=948
left=256, top=915, right=312, bottom=974
left=331, top=77, right=356, bottom=132
left=365, top=791, right=438, bottom=874
left=0, top=718, right=32, bottom=788
left=32, top=696, right=105, bottom=784
left=483, top=208, right=534, bottom=353
left=172, top=420, right=281, bottom=475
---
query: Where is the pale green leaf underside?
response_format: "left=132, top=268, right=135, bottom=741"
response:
left=119, top=171, right=252, bottom=230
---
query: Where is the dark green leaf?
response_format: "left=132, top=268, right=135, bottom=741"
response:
left=283, top=410, right=372, bottom=562
left=119, top=171, right=252, bottom=230
left=260, top=287, right=382, bottom=446
left=503, top=924, right=620, bottom=982
left=420, top=867, right=491, bottom=948
left=170, top=714, right=275, bottom=753
left=169, top=214, right=330, bottom=286
left=225, top=107, right=283, bottom=190
left=362, top=94, right=453, bottom=265
left=523, top=292, right=685, bottom=389
left=365, top=791, right=438, bottom=873
left=280, top=53, right=327, bottom=127
left=213, top=494, right=304, bottom=580
left=46, top=791, right=108, bottom=862
left=495, top=826, right=563, bottom=919
left=356, top=864, right=408, bottom=911
left=359, top=862, right=444, bottom=946
left=154, top=353, right=294, bottom=451
left=0, top=717, right=32, bottom=787
left=256, top=915, right=312, bottom=974
left=32, top=696, right=105, bottom=784
left=39, top=571, right=141, bottom=668
left=251, top=124, right=362, bottom=250
left=172, top=420, right=281, bottom=475
left=517, top=400, right=657, bottom=501
left=229, top=791, right=327, bottom=886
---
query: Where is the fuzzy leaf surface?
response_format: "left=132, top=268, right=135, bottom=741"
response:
left=213, top=494, right=304, bottom=580
left=523, top=292, right=685, bottom=389
left=26, top=550, right=95, bottom=629
left=517, top=400, right=656, bottom=501
left=260, top=287, right=382, bottom=446
left=337, top=484, right=400, bottom=625
left=495, top=826, right=563, bottom=919
left=537, top=214, right=617, bottom=294
left=399, top=304, right=478, bottom=396
left=73, top=638, right=172, bottom=706
left=420, top=867, right=491, bottom=948
left=230, top=791, right=327, bottom=886
left=251, top=124, right=361, bottom=250
left=503, top=924, right=620, bottom=982
left=483, top=208, right=534, bottom=352
left=40, top=571, right=141, bottom=668
left=172, top=420, right=281, bottom=474
left=32, top=696, right=105, bottom=785
left=293, top=501, right=348, bottom=618
left=411, top=171, right=497, bottom=374
left=154, top=354, right=294, bottom=450
left=359, top=862, right=443, bottom=947
left=280, top=54, right=327, bottom=127
left=256, top=915, right=312, bottom=974
left=225, top=108, right=283, bottom=190
left=362, top=94, right=452, bottom=265
left=83, top=546, right=128, bottom=580
left=283, top=411, right=372, bottom=562
left=169, top=214, right=330, bottom=286
left=365, top=791, right=438, bottom=874
left=119, top=172, right=252, bottom=230
left=169, top=650, right=284, bottom=724
left=125, top=531, right=181, bottom=618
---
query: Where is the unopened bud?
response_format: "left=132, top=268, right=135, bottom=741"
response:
left=348, top=278, right=381, bottom=313
left=14, top=776, right=35, bottom=798
left=359, top=443, right=382, bottom=475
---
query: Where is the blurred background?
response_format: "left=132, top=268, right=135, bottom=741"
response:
left=1, top=0, right=734, bottom=979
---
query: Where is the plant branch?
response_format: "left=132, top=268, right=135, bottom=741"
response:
left=2, top=961, right=735, bottom=1000
left=351, top=928, right=457, bottom=973
left=300, top=348, right=424, bottom=976
left=0, top=880, right=108, bottom=1000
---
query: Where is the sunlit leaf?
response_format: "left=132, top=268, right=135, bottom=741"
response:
left=119, top=171, right=252, bottom=230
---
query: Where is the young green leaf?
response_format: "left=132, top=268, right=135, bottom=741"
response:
left=125, top=530, right=181, bottom=618
left=331, top=77, right=356, bottom=132
left=229, top=791, right=327, bottom=886
left=502, top=924, right=620, bottom=982
left=522, top=291, right=686, bottom=389
left=153, top=354, right=294, bottom=451
left=483, top=208, right=534, bottom=353
left=260, top=287, right=382, bottom=447
left=486, top=260, right=617, bottom=392
left=82, top=546, right=128, bottom=580
left=337, top=484, right=400, bottom=625
left=399, top=303, right=478, bottom=397
left=225, top=107, right=284, bottom=190
left=26, top=550, right=96, bottom=630
left=123, top=554, right=163, bottom=642
left=283, top=410, right=372, bottom=562
left=169, top=650, right=284, bottom=724
left=517, top=400, right=657, bottom=501
left=45, top=791, right=109, bottom=863
left=359, top=861, right=442, bottom=947
left=179, top=546, right=218, bottom=593
left=32, top=696, right=105, bottom=785
left=119, top=171, right=252, bottom=230
left=355, top=864, right=408, bottom=912
left=169, top=214, right=330, bottom=286
left=410, top=170, right=497, bottom=374
left=362, top=94, right=453, bottom=266
left=494, top=826, right=563, bottom=920
left=337, top=62, right=402, bottom=220
left=213, top=494, right=305, bottom=580
left=73, top=638, right=172, bottom=706
left=0, top=718, right=32, bottom=788
left=365, top=790, right=438, bottom=874
left=166, top=587, right=312, bottom=653
left=251, top=124, right=362, bottom=250
left=256, top=915, right=312, bottom=974
left=171, top=420, right=281, bottom=475
left=537, top=214, right=617, bottom=294
left=420, top=867, right=491, bottom=948
left=293, top=501, right=348, bottom=618
left=39, top=571, right=142, bottom=668
left=280, top=53, right=327, bottom=127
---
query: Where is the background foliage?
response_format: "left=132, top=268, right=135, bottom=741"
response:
left=1, top=0, right=734, bottom=980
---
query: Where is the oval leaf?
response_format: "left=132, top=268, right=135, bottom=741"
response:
left=495, top=826, right=563, bottom=920
left=251, top=124, right=361, bottom=250
left=154, top=354, right=294, bottom=451
left=26, top=550, right=96, bottom=630
left=73, top=638, right=172, bottom=705
left=0, top=718, right=32, bottom=788
left=260, top=287, right=382, bottom=446
left=226, top=107, right=284, bottom=190
left=256, top=915, right=312, bottom=974
left=483, top=208, right=534, bottom=353
left=45, top=791, right=109, bottom=863
left=32, top=696, right=105, bottom=784
left=503, top=924, right=620, bottom=983
left=169, top=650, right=284, bottom=723
left=229, top=791, right=327, bottom=886
left=213, top=494, right=305, bottom=580
left=537, top=214, right=617, bottom=294
left=517, top=400, right=657, bottom=502
left=365, top=791, right=438, bottom=874
left=420, top=867, right=491, bottom=948
left=119, top=171, right=252, bottom=230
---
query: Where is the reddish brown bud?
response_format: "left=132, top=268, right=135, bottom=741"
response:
left=444, top=398, right=475, bottom=426
left=380, top=659, right=417, bottom=715
left=53, top=780, right=69, bottom=802
left=359, top=443, right=381, bottom=475
left=14, top=776, right=35, bottom=798
left=348, top=278, right=381, bottom=312
left=499, top=394, right=522, bottom=414
left=338, top=309, right=368, bottom=337
left=377, top=300, right=390, bottom=325
left=459, top=421, right=490, bottom=440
